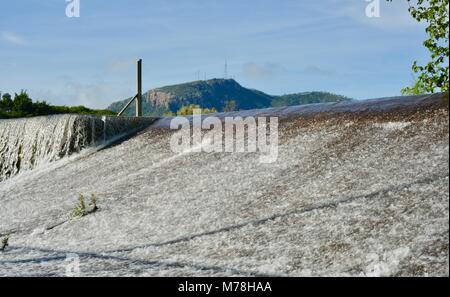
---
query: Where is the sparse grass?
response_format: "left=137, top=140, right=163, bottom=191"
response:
left=1, top=235, right=9, bottom=252
left=71, top=195, right=87, bottom=218
left=90, top=194, right=98, bottom=212
left=71, top=194, right=99, bottom=219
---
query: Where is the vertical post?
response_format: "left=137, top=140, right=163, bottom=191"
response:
left=136, top=59, right=142, bottom=117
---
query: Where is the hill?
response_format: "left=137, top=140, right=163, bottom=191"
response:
left=107, top=79, right=352, bottom=116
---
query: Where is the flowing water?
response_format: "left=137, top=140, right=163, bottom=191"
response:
left=0, top=115, right=155, bottom=181
left=0, top=94, right=448, bottom=276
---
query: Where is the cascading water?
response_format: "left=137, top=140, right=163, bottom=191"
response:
left=0, top=114, right=155, bottom=181
left=0, top=94, right=448, bottom=276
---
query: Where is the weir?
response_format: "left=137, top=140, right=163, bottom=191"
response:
left=0, top=114, right=155, bottom=181
left=0, top=93, right=448, bottom=276
left=1, top=93, right=447, bottom=182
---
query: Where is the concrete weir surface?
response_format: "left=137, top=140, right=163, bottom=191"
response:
left=0, top=93, right=448, bottom=276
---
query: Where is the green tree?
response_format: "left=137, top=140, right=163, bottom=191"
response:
left=13, top=91, right=33, bottom=116
left=222, top=100, right=237, bottom=112
left=0, top=90, right=116, bottom=119
left=389, top=0, right=449, bottom=94
left=176, top=104, right=217, bottom=115
left=0, top=93, right=13, bottom=111
left=401, top=75, right=428, bottom=95
left=33, top=100, right=53, bottom=116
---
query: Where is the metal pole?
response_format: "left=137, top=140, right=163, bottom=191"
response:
left=117, top=94, right=138, bottom=116
left=136, top=59, right=142, bottom=117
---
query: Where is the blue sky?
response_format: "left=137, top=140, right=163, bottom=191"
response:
left=0, top=0, right=428, bottom=108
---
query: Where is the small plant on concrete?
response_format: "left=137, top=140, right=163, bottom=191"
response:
left=1, top=235, right=9, bottom=252
left=71, top=194, right=99, bottom=219
left=90, top=194, right=98, bottom=212
left=71, top=195, right=87, bottom=218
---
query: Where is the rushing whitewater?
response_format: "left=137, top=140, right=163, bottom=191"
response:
left=0, top=115, right=155, bottom=181
left=0, top=93, right=448, bottom=276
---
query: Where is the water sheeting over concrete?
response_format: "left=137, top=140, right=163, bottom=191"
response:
left=0, top=94, right=448, bottom=276
left=0, top=115, right=156, bottom=181
left=152, top=93, right=445, bottom=127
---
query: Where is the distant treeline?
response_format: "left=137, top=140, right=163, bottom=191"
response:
left=0, top=91, right=116, bottom=119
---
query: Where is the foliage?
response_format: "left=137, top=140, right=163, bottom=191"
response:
left=222, top=100, right=237, bottom=112
left=388, top=0, right=449, bottom=94
left=0, top=91, right=116, bottom=119
left=13, top=91, right=33, bottom=115
left=71, top=194, right=98, bottom=219
left=0, top=93, right=13, bottom=111
left=176, top=104, right=217, bottom=115
left=108, top=79, right=353, bottom=116
left=401, top=75, right=429, bottom=95
left=71, top=195, right=87, bottom=218
left=1, top=235, right=9, bottom=252
left=107, top=79, right=274, bottom=116
left=90, top=194, right=98, bottom=212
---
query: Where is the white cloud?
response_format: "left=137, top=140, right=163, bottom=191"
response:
left=303, top=65, right=336, bottom=77
left=64, top=82, right=112, bottom=107
left=1, top=31, right=26, bottom=45
left=31, top=81, right=132, bottom=109
left=242, top=62, right=282, bottom=80
left=106, top=58, right=137, bottom=72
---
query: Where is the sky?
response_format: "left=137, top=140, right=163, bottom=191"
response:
left=0, top=0, right=429, bottom=109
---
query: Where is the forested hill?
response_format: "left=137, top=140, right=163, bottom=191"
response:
left=108, top=79, right=352, bottom=116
